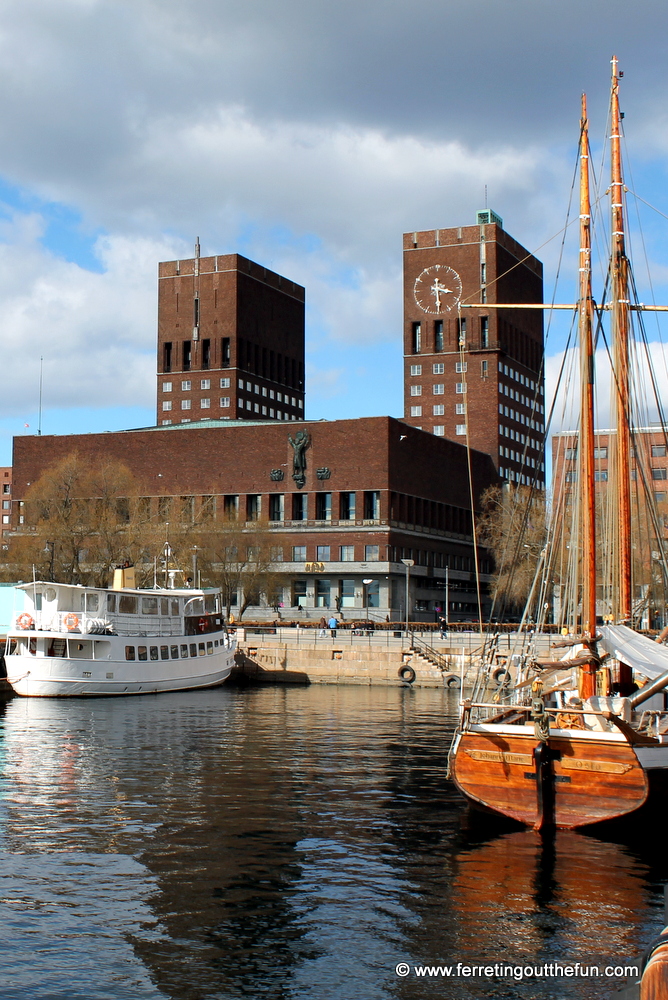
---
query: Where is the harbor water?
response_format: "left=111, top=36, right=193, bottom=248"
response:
left=0, top=684, right=665, bottom=999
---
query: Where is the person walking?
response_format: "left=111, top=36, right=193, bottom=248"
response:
left=319, top=616, right=327, bottom=637
left=328, top=615, right=338, bottom=638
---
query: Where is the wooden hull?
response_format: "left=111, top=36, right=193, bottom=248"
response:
left=451, top=725, right=651, bottom=829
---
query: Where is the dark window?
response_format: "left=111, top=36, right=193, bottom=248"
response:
left=340, top=492, right=356, bottom=520
left=246, top=494, right=260, bottom=520
left=193, top=297, right=199, bottom=329
left=652, top=445, right=667, bottom=458
left=163, top=342, right=172, bottom=372
left=150, top=646, right=159, bottom=660
left=269, top=494, right=284, bottom=521
left=183, top=341, right=191, bottom=371
left=364, top=491, right=380, bottom=519
left=170, top=645, right=179, bottom=659
left=119, top=595, right=138, bottom=614
left=222, top=337, right=230, bottom=367
left=207, top=641, right=213, bottom=654
left=160, top=645, right=169, bottom=660
left=653, top=468, right=667, bottom=480
left=189, top=643, right=197, bottom=657
left=292, top=493, right=307, bottom=520
left=315, top=492, right=332, bottom=520
left=434, top=321, right=444, bottom=352
left=481, top=317, right=489, bottom=348
left=202, top=339, right=211, bottom=369
left=412, top=322, right=421, bottom=353
left=180, top=644, right=189, bottom=657
left=125, top=646, right=135, bottom=660
left=138, top=646, right=147, bottom=661
left=198, top=642, right=206, bottom=656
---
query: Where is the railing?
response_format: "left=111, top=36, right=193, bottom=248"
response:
left=17, top=610, right=186, bottom=638
left=409, top=632, right=450, bottom=672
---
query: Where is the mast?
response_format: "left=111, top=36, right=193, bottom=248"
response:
left=579, top=94, right=597, bottom=639
left=610, top=55, right=632, bottom=621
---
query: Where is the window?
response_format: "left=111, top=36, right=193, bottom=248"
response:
left=339, top=578, right=355, bottom=608
left=594, top=446, right=608, bottom=459
left=434, top=320, right=444, bottom=352
left=270, top=546, right=284, bottom=562
left=125, top=646, right=135, bottom=661
left=246, top=494, right=261, bottom=520
left=455, top=383, right=466, bottom=394
left=200, top=398, right=210, bottom=408
left=315, top=579, right=331, bottom=607
left=141, top=597, right=158, bottom=616
left=181, top=380, right=191, bottom=391
left=653, top=468, right=668, bottom=480
left=269, top=494, right=284, bottom=521
left=292, top=493, right=307, bottom=520
left=410, top=385, right=422, bottom=396
left=364, top=491, right=380, bottom=519
left=412, top=322, right=421, bottom=353
left=119, top=595, right=138, bottom=614
left=171, top=645, right=179, bottom=659
left=293, top=580, right=308, bottom=605
left=220, top=397, right=230, bottom=407
left=340, top=545, right=354, bottom=561
left=565, top=472, right=577, bottom=482
left=435, top=426, right=446, bottom=436
left=340, top=492, right=356, bottom=520
left=316, top=545, right=330, bottom=561
left=455, top=424, right=466, bottom=436
left=455, top=403, right=466, bottom=414
left=220, top=377, right=230, bottom=388
left=160, top=645, right=169, bottom=661
left=2, top=515, right=9, bottom=524
left=594, top=470, right=608, bottom=482
left=410, top=364, right=422, bottom=376
left=432, top=363, right=445, bottom=374
left=480, top=316, right=489, bottom=347
left=162, top=401, right=172, bottom=411
left=458, top=316, right=467, bottom=344
left=433, top=404, right=445, bottom=415
left=2, top=484, right=10, bottom=494
left=163, top=382, right=172, bottom=392
left=652, top=445, right=667, bottom=457
left=181, top=399, right=191, bottom=410
left=200, top=379, right=210, bottom=390
left=163, top=343, right=172, bottom=373
left=481, top=360, right=488, bottom=378
left=410, top=406, right=422, bottom=417
left=433, top=384, right=444, bottom=394
left=565, top=448, right=577, bottom=460
left=655, top=493, right=667, bottom=503
left=364, top=545, right=379, bottom=561
left=455, top=362, right=467, bottom=373
left=293, top=545, right=306, bottom=562
left=315, top=492, right=332, bottom=520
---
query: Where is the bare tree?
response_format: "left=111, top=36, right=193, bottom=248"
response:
left=196, top=517, right=286, bottom=619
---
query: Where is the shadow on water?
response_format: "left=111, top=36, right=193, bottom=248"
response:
left=0, top=685, right=665, bottom=1000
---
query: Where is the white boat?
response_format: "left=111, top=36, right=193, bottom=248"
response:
left=4, top=576, right=236, bottom=697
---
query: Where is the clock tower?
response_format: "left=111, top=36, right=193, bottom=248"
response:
left=403, top=213, right=546, bottom=488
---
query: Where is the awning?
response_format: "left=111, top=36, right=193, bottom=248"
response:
left=600, top=624, right=668, bottom=680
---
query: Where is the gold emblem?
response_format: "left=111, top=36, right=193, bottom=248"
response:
left=464, top=749, right=533, bottom=765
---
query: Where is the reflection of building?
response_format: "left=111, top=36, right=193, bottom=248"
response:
left=403, top=212, right=546, bottom=487
left=11, top=417, right=497, bottom=621
left=157, top=248, right=305, bottom=426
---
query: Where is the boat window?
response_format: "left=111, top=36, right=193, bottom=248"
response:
left=160, top=645, right=169, bottom=660
left=214, top=639, right=219, bottom=647
left=205, top=595, right=216, bottom=613
left=45, top=587, right=56, bottom=602
left=29, top=638, right=37, bottom=655
left=171, top=600, right=180, bottom=616
left=119, top=595, right=138, bottom=614
left=160, top=598, right=169, bottom=616
left=6, top=638, right=16, bottom=654
left=34, top=592, right=43, bottom=611
left=138, top=646, right=147, bottom=661
left=189, top=643, right=197, bottom=657
left=181, top=644, right=189, bottom=658
left=142, top=597, right=159, bottom=615
left=150, top=646, right=159, bottom=660
left=107, top=594, right=116, bottom=613
left=198, top=642, right=205, bottom=656
left=85, top=593, right=99, bottom=613
left=125, top=646, right=135, bottom=660
left=206, top=642, right=213, bottom=655
left=170, top=645, right=179, bottom=659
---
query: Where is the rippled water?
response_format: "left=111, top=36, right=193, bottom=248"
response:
left=0, top=685, right=665, bottom=999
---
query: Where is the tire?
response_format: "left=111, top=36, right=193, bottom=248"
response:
left=492, top=667, right=510, bottom=687
left=443, top=673, right=461, bottom=688
left=399, top=666, right=416, bottom=684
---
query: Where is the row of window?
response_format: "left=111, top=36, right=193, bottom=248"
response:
left=163, top=399, right=229, bottom=411
left=410, top=383, right=466, bottom=396
left=409, top=361, right=489, bottom=378
left=499, top=425, right=542, bottom=455
left=498, top=403, right=544, bottom=433
left=499, top=446, right=543, bottom=470
left=565, top=469, right=668, bottom=483
left=286, top=545, right=380, bottom=563
left=238, top=379, right=300, bottom=407
left=499, top=381, right=545, bottom=415
left=498, top=362, right=542, bottom=394
left=163, top=379, right=231, bottom=392
left=499, top=467, right=545, bottom=488
left=411, top=317, right=488, bottom=354
left=125, top=640, right=220, bottom=661
left=564, top=445, right=668, bottom=461
left=268, top=491, right=380, bottom=522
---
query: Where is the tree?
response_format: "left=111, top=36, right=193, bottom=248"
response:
left=477, top=484, right=547, bottom=620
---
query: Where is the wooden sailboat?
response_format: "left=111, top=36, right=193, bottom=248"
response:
left=450, top=59, right=668, bottom=830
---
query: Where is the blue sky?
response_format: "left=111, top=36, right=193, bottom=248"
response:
left=2, top=1, right=668, bottom=466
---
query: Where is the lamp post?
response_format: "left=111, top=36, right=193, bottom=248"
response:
left=401, top=559, right=414, bottom=635
left=44, top=540, right=55, bottom=581
left=362, top=578, right=372, bottom=623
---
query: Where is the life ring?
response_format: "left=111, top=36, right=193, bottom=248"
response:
left=63, top=613, right=80, bottom=630
left=399, top=665, right=416, bottom=684
left=17, top=613, right=34, bottom=630
left=198, top=617, right=208, bottom=633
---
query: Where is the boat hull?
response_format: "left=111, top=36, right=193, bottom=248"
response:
left=451, top=725, right=656, bottom=829
left=5, top=645, right=235, bottom=697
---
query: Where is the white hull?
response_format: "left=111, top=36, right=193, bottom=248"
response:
left=5, top=649, right=234, bottom=697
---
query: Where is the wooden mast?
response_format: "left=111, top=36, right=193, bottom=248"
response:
left=610, top=55, right=632, bottom=621
left=579, top=93, right=597, bottom=642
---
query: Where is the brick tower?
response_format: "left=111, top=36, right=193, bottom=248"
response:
left=403, top=212, right=546, bottom=487
left=157, top=245, right=305, bottom=424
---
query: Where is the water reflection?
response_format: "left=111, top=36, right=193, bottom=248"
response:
left=0, top=687, right=665, bottom=999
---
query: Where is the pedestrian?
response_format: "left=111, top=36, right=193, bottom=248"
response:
left=319, top=616, right=327, bottom=637
left=438, top=615, right=447, bottom=639
left=328, top=614, right=338, bottom=638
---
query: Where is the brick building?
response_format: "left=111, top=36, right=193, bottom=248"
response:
left=11, top=417, right=498, bottom=621
left=157, top=246, right=305, bottom=425
left=553, top=426, right=668, bottom=506
left=0, top=466, right=11, bottom=539
left=403, top=211, right=546, bottom=488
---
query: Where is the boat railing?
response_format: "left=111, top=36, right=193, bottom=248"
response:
left=19, top=610, right=187, bottom=637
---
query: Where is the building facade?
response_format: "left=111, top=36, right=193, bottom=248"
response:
left=403, top=212, right=546, bottom=488
left=157, top=247, right=305, bottom=425
left=11, top=417, right=498, bottom=621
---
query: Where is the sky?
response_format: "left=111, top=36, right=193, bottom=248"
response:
left=2, top=1, right=668, bottom=465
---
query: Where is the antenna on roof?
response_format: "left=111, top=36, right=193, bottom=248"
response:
left=38, top=356, right=43, bottom=436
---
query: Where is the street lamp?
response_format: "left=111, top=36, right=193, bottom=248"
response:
left=362, top=578, right=372, bottom=623
left=401, top=559, right=414, bottom=634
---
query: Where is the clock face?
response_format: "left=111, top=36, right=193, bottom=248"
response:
left=414, top=265, right=462, bottom=315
